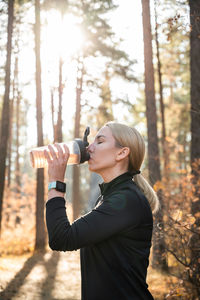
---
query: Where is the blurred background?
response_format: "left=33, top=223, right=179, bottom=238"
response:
left=0, top=0, right=200, bottom=299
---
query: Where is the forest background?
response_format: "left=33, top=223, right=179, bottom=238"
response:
left=0, top=0, right=200, bottom=299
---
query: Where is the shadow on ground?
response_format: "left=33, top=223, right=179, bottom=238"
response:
left=0, top=251, right=60, bottom=300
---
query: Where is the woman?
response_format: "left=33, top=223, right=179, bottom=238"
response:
left=45, top=122, right=159, bottom=300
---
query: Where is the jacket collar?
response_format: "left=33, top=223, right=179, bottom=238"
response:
left=99, top=172, right=133, bottom=196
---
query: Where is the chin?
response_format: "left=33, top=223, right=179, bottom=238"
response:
left=88, top=163, right=100, bottom=173
left=88, top=165, right=96, bottom=172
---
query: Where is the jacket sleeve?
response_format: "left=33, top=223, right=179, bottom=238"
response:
left=46, top=191, right=149, bottom=251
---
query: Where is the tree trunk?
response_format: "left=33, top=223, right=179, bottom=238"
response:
left=7, top=79, right=14, bottom=187
left=141, top=0, right=167, bottom=271
left=189, top=0, right=200, bottom=294
left=97, top=68, right=114, bottom=129
left=34, top=0, right=46, bottom=250
left=15, top=56, right=21, bottom=192
left=56, top=10, right=65, bottom=143
left=0, top=0, right=14, bottom=235
left=72, top=58, right=83, bottom=220
left=56, top=57, right=63, bottom=143
left=51, top=89, right=57, bottom=142
left=154, top=0, right=170, bottom=180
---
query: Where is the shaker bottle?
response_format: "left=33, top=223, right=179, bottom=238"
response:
left=30, top=127, right=90, bottom=168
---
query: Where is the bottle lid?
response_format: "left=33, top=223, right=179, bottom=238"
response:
left=75, top=127, right=90, bottom=163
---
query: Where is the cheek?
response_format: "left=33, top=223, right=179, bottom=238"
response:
left=96, top=146, right=110, bottom=158
left=95, top=148, right=117, bottom=166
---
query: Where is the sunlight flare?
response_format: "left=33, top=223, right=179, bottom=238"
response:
left=44, top=11, right=85, bottom=60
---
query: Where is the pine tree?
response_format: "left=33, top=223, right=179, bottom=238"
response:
left=72, top=57, right=84, bottom=220
left=97, top=68, right=114, bottom=129
left=0, top=0, right=14, bottom=235
left=34, top=0, right=46, bottom=250
left=141, top=0, right=168, bottom=270
left=189, top=0, right=200, bottom=294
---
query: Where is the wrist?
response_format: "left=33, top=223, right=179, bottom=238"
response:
left=48, top=181, right=66, bottom=193
left=48, top=189, right=65, bottom=200
left=48, top=177, right=65, bottom=182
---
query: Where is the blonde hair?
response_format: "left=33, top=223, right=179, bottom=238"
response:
left=106, top=122, right=159, bottom=214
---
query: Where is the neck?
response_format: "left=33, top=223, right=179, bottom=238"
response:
left=98, top=166, right=128, bottom=183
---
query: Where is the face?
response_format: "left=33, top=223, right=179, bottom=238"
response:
left=87, top=126, right=123, bottom=175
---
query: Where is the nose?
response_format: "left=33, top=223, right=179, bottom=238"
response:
left=88, top=142, right=95, bottom=153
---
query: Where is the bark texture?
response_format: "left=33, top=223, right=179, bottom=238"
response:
left=0, top=0, right=14, bottom=234
left=72, top=59, right=84, bottom=221
left=57, top=57, right=63, bottom=143
left=141, top=0, right=167, bottom=270
left=34, top=0, right=46, bottom=250
left=189, top=0, right=200, bottom=294
left=154, top=1, right=170, bottom=180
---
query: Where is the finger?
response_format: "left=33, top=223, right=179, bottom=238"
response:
left=44, top=149, right=52, bottom=164
left=48, top=144, right=58, bottom=160
left=54, top=143, right=64, bottom=159
left=55, top=143, right=69, bottom=164
left=63, top=144, right=70, bottom=162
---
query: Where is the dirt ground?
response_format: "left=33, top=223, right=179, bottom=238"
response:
left=0, top=249, right=176, bottom=300
left=0, top=251, right=81, bottom=300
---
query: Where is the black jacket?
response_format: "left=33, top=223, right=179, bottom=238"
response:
left=46, top=172, right=154, bottom=300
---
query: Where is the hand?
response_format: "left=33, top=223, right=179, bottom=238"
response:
left=44, top=143, right=70, bottom=182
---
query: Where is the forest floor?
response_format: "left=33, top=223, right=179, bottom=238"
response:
left=0, top=249, right=186, bottom=300
left=0, top=251, right=81, bottom=300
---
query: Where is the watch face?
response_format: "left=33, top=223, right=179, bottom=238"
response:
left=56, top=181, right=66, bottom=193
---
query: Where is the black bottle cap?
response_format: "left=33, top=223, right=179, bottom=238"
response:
left=75, top=127, right=90, bottom=164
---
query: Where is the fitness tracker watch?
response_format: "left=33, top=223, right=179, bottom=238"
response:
left=48, top=181, right=66, bottom=193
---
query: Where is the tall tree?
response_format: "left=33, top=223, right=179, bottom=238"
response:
left=15, top=61, right=21, bottom=192
left=8, top=53, right=21, bottom=191
left=56, top=6, right=67, bottom=143
left=15, top=65, right=21, bottom=192
left=0, top=0, right=14, bottom=235
left=97, top=68, right=114, bottom=129
left=11, top=20, right=21, bottom=191
left=43, top=0, right=68, bottom=143
left=141, top=0, right=167, bottom=270
left=57, top=55, right=64, bottom=142
left=50, top=88, right=57, bottom=142
left=155, top=0, right=190, bottom=174
left=72, top=57, right=84, bottom=220
left=154, top=0, right=170, bottom=180
left=189, top=0, right=200, bottom=294
left=12, top=2, right=21, bottom=192
left=34, top=0, right=46, bottom=250
left=7, top=70, right=14, bottom=187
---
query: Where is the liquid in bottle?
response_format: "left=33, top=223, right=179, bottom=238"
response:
left=30, top=141, right=81, bottom=168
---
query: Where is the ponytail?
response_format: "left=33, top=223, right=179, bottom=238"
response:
left=134, top=174, right=160, bottom=214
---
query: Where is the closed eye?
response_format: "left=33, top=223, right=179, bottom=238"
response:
left=95, top=134, right=106, bottom=144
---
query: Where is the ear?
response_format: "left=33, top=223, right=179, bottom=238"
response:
left=116, top=147, right=130, bottom=162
